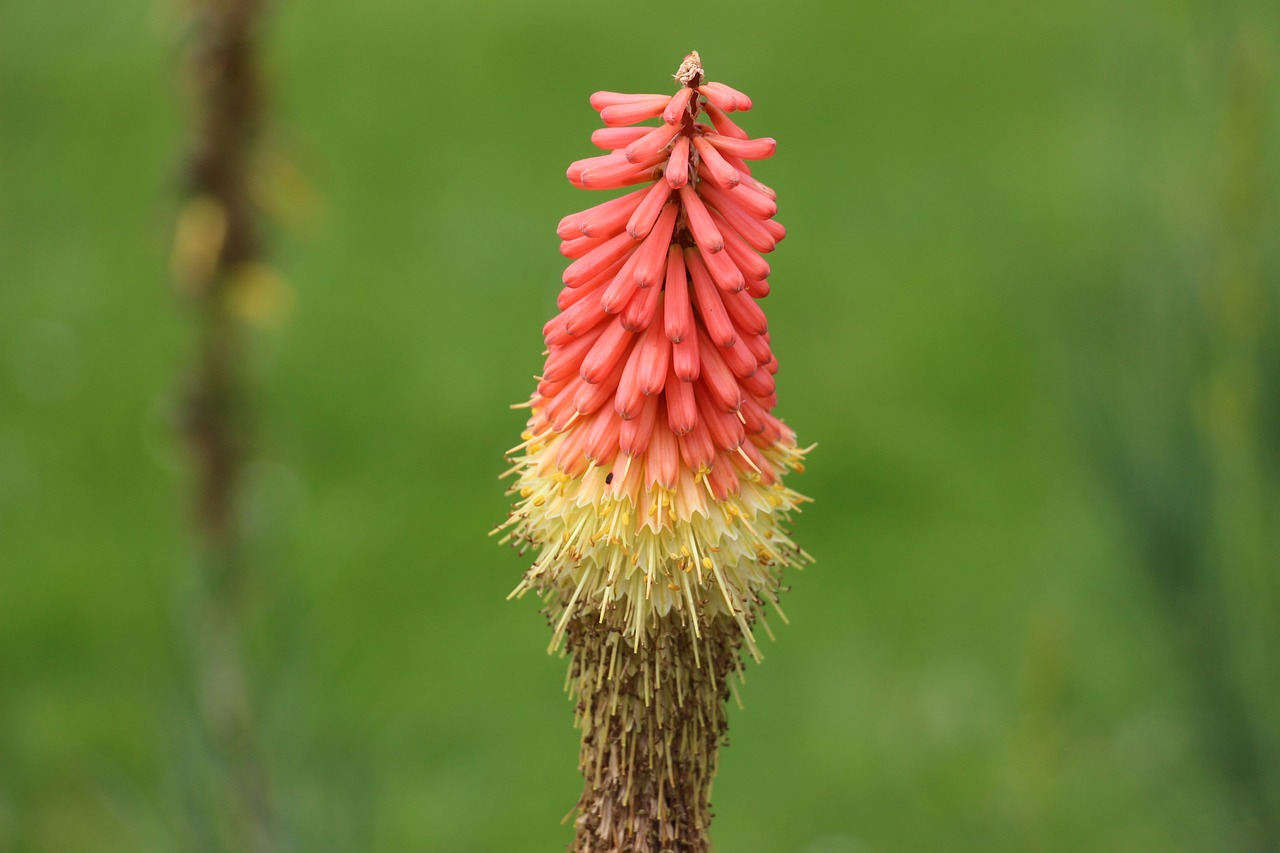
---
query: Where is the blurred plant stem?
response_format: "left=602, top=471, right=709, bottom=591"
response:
left=1085, top=4, right=1279, bottom=848
left=173, top=0, right=277, bottom=849
left=1190, top=17, right=1280, bottom=848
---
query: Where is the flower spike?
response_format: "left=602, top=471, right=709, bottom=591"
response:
left=497, top=51, right=812, bottom=853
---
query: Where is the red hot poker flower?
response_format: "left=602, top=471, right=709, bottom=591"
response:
left=499, top=50, right=811, bottom=655
left=497, top=53, right=813, bottom=851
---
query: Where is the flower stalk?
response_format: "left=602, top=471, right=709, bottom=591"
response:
left=172, top=0, right=277, bottom=848
left=498, top=52, right=811, bottom=852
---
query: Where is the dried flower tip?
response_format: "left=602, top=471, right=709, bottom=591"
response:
left=673, top=51, right=703, bottom=86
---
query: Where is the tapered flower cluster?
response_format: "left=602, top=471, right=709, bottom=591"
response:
left=498, top=52, right=811, bottom=658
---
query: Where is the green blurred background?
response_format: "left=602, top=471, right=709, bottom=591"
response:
left=3, top=0, right=1278, bottom=850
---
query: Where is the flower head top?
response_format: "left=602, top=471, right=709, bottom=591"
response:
left=499, top=52, right=811, bottom=658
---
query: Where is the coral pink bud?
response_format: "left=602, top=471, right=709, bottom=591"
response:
left=625, top=123, right=681, bottom=163
left=762, top=217, right=787, bottom=243
left=692, top=136, right=739, bottom=188
left=735, top=168, right=777, bottom=200
left=696, top=391, right=745, bottom=453
left=678, top=184, right=724, bottom=254
left=672, top=333, right=699, bottom=382
left=736, top=436, right=777, bottom=484
left=554, top=422, right=591, bottom=477
left=573, top=355, right=626, bottom=415
left=590, top=91, right=670, bottom=111
left=591, top=126, right=650, bottom=150
left=626, top=181, right=673, bottom=240
left=747, top=405, right=785, bottom=445
left=535, top=381, right=567, bottom=410
left=699, top=183, right=776, bottom=253
left=695, top=327, right=744, bottom=412
left=685, top=249, right=737, bottom=347
left=619, top=394, right=659, bottom=457
left=560, top=233, right=607, bottom=259
left=600, top=253, right=643, bottom=315
left=663, top=247, right=693, bottom=343
left=546, top=292, right=609, bottom=346
left=580, top=317, right=635, bottom=384
left=632, top=316, right=669, bottom=396
left=546, top=377, right=585, bottom=429
left=557, top=185, right=646, bottom=239
left=710, top=211, right=770, bottom=281
left=583, top=407, right=621, bottom=465
left=698, top=238, right=747, bottom=293
left=563, top=290, right=613, bottom=336
left=703, top=100, right=749, bottom=139
left=563, top=232, right=636, bottom=286
left=665, top=366, right=697, bottom=435
left=706, top=452, right=741, bottom=500
left=739, top=364, right=775, bottom=398
left=746, top=277, right=770, bottom=298
left=719, top=337, right=758, bottom=379
left=663, top=86, right=695, bottom=125
left=645, top=418, right=679, bottom=490
left=724, top=182, right=778, bottom=220
left=600, top=96, right=673, bottom=127
left=542, top=322, right=606, bottom=382
left=620, top=271, right=663, bottom=331
left=632, top=204, right=679, bottom=288
left=567, top=151, right=625, bottom=183
left=664, top=136, right=691, bottom=188
left=616, top=338, right=648, bottom=420
left=699, top=81, right=752, bottom=112
left=576, top=151, right=666, bottom=189
left=741, top=331, right=773, bottom=365
left=678, top=419, right=716, bottom=474
left=737, top=394, right=769, bottom=435
left=557, top=259, right=615, bottom=308
left=704, top=134, right=776, bottom=160
left=573, top=187, right=648, bottom=238
left=722, top=286, right=768, bottom=337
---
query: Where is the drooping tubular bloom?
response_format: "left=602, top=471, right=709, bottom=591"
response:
left=497, top=52, right=811, bottom=852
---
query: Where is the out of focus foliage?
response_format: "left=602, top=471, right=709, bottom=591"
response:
left=1, top=0, right=1276, bottom=850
